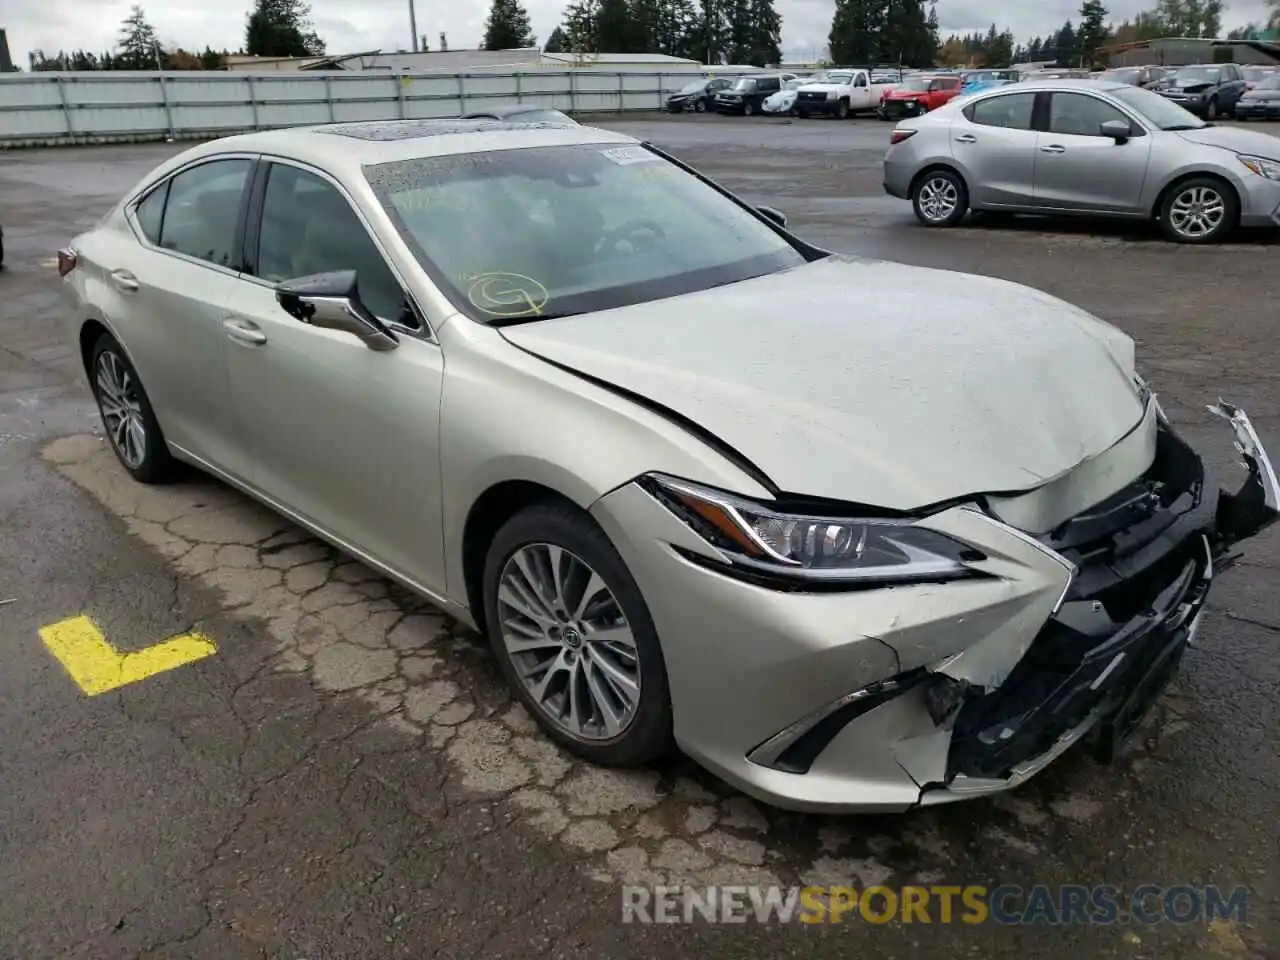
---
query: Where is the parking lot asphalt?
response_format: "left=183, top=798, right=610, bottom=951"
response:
left=1, top=116, right=1277, bottom=959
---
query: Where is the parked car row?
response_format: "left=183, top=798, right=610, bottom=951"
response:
left=883, top=78, right=1280, bottom=244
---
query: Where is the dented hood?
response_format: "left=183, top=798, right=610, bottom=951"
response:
left=501, top=256, right=1145, bottom=510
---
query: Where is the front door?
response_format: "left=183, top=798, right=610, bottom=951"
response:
left=1032, top=92, right=1152, bottom=214
left=222, top=160, right=448, bottom=591
left=955, top=91, right=1040, bottom=207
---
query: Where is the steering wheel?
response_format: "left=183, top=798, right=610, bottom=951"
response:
left=595, top=219, right=666, bottom=255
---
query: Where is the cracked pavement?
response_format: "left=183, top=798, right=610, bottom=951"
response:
left=1, top=117, right=1277, bottom=958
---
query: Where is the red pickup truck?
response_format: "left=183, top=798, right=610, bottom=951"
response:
left=877, top=74, right=963, bottom=120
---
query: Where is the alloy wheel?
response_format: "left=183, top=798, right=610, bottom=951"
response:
left=496, top=543, right=642, bottom=742
left=917, top=176, right=960, bottom=222
left=1168, top=186, right=1226, bottom=240
left=95, top=349, right=147, bottom=469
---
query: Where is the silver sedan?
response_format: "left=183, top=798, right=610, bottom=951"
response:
left=60, top=119, right=1278, bottom=812
left=883, top=79, right=1280, bottom=243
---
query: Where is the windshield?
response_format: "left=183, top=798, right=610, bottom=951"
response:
left=365, top=144, right=808, bottom=324
left=1252, top=74, right=1280, bottom=91
left=781, top=78, right=804, bottom=90
left=731, top=77, right=758, bottom=91
left=896, top=78, right=931, bottom=92
left=1104, top=68, right=1142, bottom=83
left=512, top=109, right=570, bottom=123
left=1172, top=66, right=1220, bottom=85
left=677, top=80, right=706, bottom=94
left=816, top=71, right=853, bottom=84
left=1242, top=67, right=1275, bottom=82
left=1110, top=85, right=1206, bottom=129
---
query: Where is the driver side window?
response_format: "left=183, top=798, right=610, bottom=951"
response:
left=255, top=163, right=417, bottom=328
left=1047, top=92, right=1131, bottom=137
left=854, top=74, right=868, bottom=88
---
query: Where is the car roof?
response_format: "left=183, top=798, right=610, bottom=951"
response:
left=1012, top=77, right=1130, bottom=93
left=463, top=104, right=561, bottom=118
left=172, top=120, right=637, bottom=178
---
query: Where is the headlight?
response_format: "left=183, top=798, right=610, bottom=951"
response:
left=1238, top=155, right=1280, bottom=180
left=642, top=475, right=984, bottom=585
left=826, top=90, right=837, bottom=100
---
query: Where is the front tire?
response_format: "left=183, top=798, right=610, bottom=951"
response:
left=911, top=168, right=969, bottom=227
left=694, top=99, right=706, bottom=113
left=836, top=98, right=850, bottom=119
left=88, top=333, right=178, bottom=483
left=1158, top=177, right=1238, bottom=244
left=743, top=100, right=756, bottom=116
left=1205, top=97, right=1218, bottom=120
left=482, top=502, right=673, bottom=767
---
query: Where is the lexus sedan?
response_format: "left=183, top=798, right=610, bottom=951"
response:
left=884, top=79, right=1280, bottom=243
left=60, top=119, right=1278, bottom=813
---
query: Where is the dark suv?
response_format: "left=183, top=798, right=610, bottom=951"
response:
left=665, top=77, right=733, bottom=113
left=1156, top=63, right=1248, bottom=119
left=713, top=74, right=790, bottom=115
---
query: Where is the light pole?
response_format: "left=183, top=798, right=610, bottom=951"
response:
left=409, top=0, right=420, bottom=52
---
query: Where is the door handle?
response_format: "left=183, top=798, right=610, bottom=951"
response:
left=1040, top=144, right=1067, bottom=154
left=954, top=134, right=977, bottom=143
left=223, top=317, right=267, bottom=346
left=110, top=269, right=139, bottom=293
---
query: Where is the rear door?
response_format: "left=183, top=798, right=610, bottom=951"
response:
left=1032, top=91, right=1151, bottom=213
left=954, top=91, right=1041, bottom=207
left=108, top=155, right=259, bottom=480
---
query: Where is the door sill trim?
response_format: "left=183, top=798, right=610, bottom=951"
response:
left=167, top=442, right=473, bottom=627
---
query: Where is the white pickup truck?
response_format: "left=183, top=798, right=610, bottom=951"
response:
left=792, top=68, right=896, bottom=119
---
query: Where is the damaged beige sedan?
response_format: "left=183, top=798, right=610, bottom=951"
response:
left=58, top=119, right=1280, bottom=812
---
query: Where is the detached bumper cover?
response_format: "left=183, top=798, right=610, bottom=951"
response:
left=742, top=401, right=1278, bottom=809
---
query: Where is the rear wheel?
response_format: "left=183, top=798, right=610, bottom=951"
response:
left=911, top=168, right=969, bottom=227
left=1158, top=177, right=1237, bottom=244
left=88, top=333, right=178, bottom=483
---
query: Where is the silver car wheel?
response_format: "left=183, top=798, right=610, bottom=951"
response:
left=1168, top=186, right=1226, bottom=239
left=918, top=176, right=959, bottom=222
left=497, top=542, right=641, bottom=742
left=95, top=349, right=147, bottom=469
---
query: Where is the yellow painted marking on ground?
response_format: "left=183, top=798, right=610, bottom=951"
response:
left=38, top=615, right=216, bottom=696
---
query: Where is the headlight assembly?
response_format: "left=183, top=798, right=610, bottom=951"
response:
left=641, top=474, right=985, bottom=586
left=1238, top=155, right=1280, bottom=180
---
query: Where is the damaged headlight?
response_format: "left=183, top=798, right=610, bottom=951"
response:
left=643, top=474, right=983, bottom=584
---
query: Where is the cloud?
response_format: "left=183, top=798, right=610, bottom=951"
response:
left=2, top=0, right=1270, bottom=65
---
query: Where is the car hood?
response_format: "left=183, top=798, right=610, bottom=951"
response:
left=1176, top=125, right=1280, bottom=156
left=885, top=89, right=929, bottom=99
left=1243, top=89, right=1280, bottom=100
left=500, top=257, right=1144, bottom=509
left=1166, top=82, right=1215, bottom=93
left=797, top=82, right=844, bottom=92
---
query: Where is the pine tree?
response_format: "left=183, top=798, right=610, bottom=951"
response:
left=1077, top=0, right=1109, bottom=65
left=695, top=0, right=732, bottom=64
left=563, top=0, right=601, bottom=58
left=828, top=0, right=885, bottom=65
left=482, top=0, right=536, bottom=50
left=1053, top=20, right=1077, bottom=65
left=245, top=0, right=325, bottom=57
left=117, top=6, right=161, bottom=69
left=745, top=0, right=782, bottom=65
left=544, top=25, right=568, bottom=52
left=595, top=0, right=635, bottom=52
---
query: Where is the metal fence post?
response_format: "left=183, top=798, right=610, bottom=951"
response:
left=156, top=72, right=176, bottom=140
left=617, top=71, right=624, bottom=112
left=397, top=75, right=406, bottom=118
left=458, top=73, right=466, bottom=113
left=658, top=72, right=666, bottom=109
left=325, top=74, right=335, bottom=121
left=54, top=75, right=74, bottom=144
left=569, top=71, right=577, bottom=113
left=247, top=75, right=260, bottom=130
left=516, top=71, right=522, bottom=103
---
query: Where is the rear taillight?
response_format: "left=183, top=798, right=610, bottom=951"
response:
left=57, top=248, right=77, bottom=277
left=889, top=129, right=917, bottom=145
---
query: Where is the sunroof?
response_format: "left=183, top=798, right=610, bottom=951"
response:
left=319, top=118, right=571, bottom=141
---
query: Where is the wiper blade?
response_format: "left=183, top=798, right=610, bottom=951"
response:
left=488, top=311, right=579, bottom=327
left=1163, top=124, right=1205, bottom=131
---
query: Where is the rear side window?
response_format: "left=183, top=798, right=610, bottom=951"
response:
left=159, top=159, right=253, bottom=268
left=133, top=182, right=168, bottom=244
left=967, top=92, right=1037, bottom=130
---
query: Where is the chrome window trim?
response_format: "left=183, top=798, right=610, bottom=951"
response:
left=249, top=152, right=438, bottom=344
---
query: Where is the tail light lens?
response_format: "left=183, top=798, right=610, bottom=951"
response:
left=57, top=248, right=77, bottom=277
left=889, top=129, right=917, bottom=145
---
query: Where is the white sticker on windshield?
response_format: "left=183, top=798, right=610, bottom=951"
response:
left=600, top=146, right=658, bottom=165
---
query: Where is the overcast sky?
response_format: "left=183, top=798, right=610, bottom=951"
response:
left=3, top=0, right=1272, bottom=66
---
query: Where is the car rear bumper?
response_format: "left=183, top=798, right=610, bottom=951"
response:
left=591, top=401, right=1278, bottom=813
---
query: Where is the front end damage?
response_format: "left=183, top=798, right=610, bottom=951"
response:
left=746, top=401, right=1278, bottom=807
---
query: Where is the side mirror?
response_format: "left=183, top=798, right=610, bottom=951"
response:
left=756, top=205, right=788, bottom=229
left=1099, top=119, right=1132, bottom=143
left=275, top=270, right=399, bottom=352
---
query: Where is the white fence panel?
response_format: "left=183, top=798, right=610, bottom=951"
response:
left=0, top=67, right=736, bottom=146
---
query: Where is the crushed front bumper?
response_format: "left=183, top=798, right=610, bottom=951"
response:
left=592, top=399, right=1277, bottom=813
